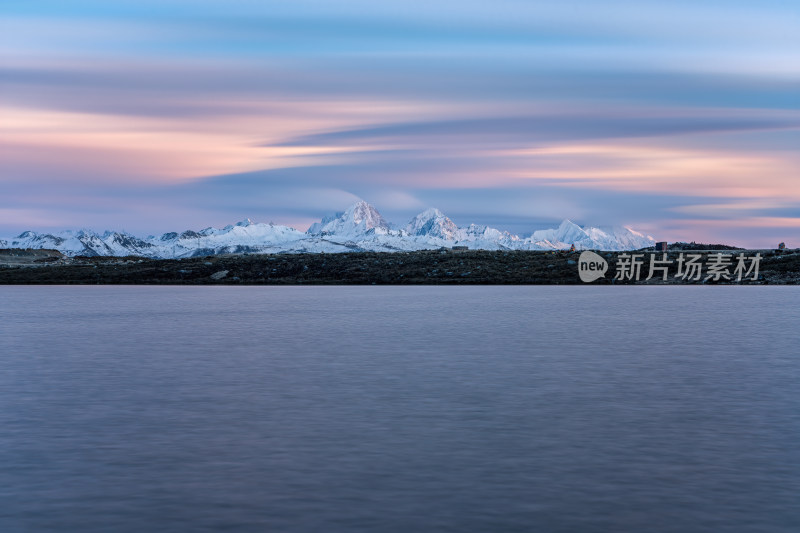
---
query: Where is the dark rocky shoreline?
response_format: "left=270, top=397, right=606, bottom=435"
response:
left=2, top=248, right=799, bottom=285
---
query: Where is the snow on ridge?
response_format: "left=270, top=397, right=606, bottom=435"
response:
left=1, top=201, right=656, bottom=258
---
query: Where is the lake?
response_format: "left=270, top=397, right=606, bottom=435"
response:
left=1, top=286, right=798, bottom=532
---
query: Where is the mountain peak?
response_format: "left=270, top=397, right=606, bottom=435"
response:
left=419, top=207, right=444, bottom=218
left=558, top=219, right=581, bottom=230
left=405, top=207, right=459, bottom=240
left=530, top=219, right=588, bottom=245
left=344, top=201, right=385, bottom=225
left=307, top=201, right=390, bottom=236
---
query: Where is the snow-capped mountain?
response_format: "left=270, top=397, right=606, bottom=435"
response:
left=531, top=219, right=588, bottom=245
left=154, top=219, right=307, bottom=257
left=2, top=201, right=655, bottom=258
left=528, top=219, right=654, bottom=251
left=307, top=201, right=391, bottom=237
left=405, top=208, right=459, bottom=240
left=5, top=222, right=308, bottom=259
left=403, top=209, right=524, bottom=249
left=8, top=230, right=156, bottom=257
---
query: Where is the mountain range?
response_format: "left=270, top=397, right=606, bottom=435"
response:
left=0, top=201, right=655, bottom=258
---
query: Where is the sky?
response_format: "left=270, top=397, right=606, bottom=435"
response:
left=2, top=0, right=799, bottom=247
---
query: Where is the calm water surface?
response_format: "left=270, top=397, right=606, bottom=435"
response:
left=1, top=286, right=798, bottom=532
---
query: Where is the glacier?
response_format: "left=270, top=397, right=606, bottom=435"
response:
left=1, top=201, right=655, bottom=258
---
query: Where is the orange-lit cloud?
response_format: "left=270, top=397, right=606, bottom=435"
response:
left=501, top=143, right=800, bottom=200
left=1, top=105, right=413, bottom=183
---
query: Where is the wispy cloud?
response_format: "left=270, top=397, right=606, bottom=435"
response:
left=2, top=0, right=799, bottom=247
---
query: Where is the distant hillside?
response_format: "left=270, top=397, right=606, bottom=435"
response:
left=668, top=242, right=745, bottom=251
